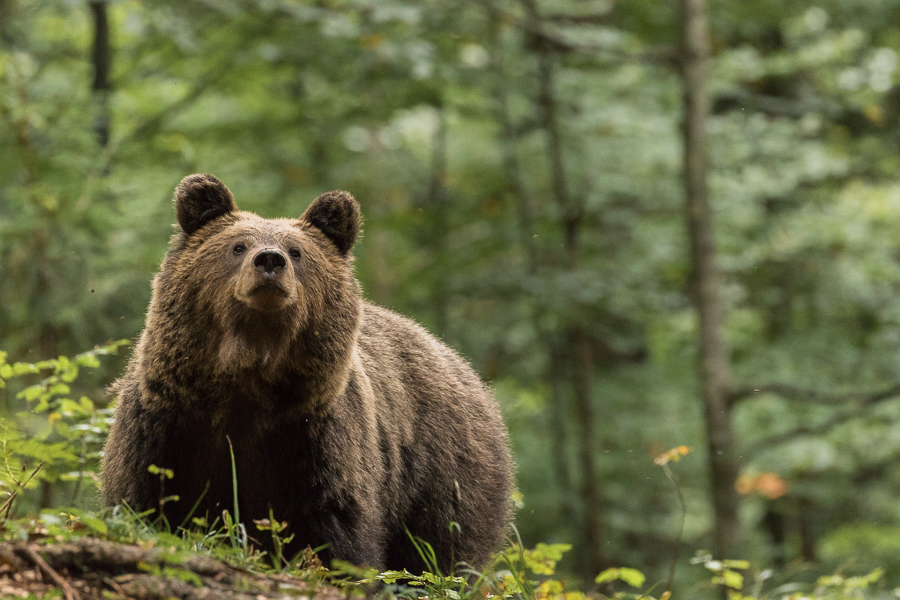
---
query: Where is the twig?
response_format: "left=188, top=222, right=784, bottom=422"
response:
left=68, top=435, right=89, bottom=506
left=748, top=410, right=898, bottom=457
left=729, top=382, right=900, bottom=408
left=0, top=461, right=44, bottom=522
left=661, top=462, right=686, bottom=595
left=102, top=576, right=128, bottom=598
left=23, top=546, right=80, bottom=600
left=543, top=11, right=613, bottom=25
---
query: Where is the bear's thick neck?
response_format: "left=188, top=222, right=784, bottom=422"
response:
left=216, top=309, right=298, bottom=377
left=210, top=302, right=360, bottom=415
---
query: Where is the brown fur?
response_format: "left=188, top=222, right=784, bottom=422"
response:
left=101, top=174, right=513, bottom=572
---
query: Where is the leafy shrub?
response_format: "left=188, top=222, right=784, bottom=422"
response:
left=0, top=340, right=128, bottom=515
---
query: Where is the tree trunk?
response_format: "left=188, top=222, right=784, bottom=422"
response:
left=485, top=13, right=578, bottom=535
left=519, top=0, right=605, bottom=575
left=570, top=326, right=604, bottom=575
left=798, top=496, right=817, bottom=562
left=89, top=0, right=111, bottom=148
left=677, top=0, right=742, bottom=558
left=426, top=104, right=450, bottom=338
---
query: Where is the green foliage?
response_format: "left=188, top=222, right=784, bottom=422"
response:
left=352, top=530, right=475, bottom=600
left=819, top=524, right=900, bottom=581
left=691, top=552, right=752, bottom=595
left=492, top=539, right=584, bottom=600
left=813, top=569, right=885, bottom=600
left=505, top=542, right=573, bottom=577
left=0, top=340, right=128, bottom=514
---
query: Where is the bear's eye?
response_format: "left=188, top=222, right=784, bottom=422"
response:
left=233, top=244, right=246, bottom=255
left=289, top=248, right=301, bottom=260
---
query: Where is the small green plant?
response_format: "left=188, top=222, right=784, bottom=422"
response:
left=222, top=435, right=250, bottom=553
left=147, top=463, right=179, bottom=528
left=690, top=552, right=752, bottom=600
left=254, top=509, right=295, bottom=571
left=492, top=531, right=584, bottom=600
left=812, top=568, right=884, bottom=600
left=348, top=530, right=473, bottom=600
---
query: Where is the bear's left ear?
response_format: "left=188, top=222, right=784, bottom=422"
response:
left=174, top=174, right=238, bottom=235
left=300, top=190, right=361, bottom=255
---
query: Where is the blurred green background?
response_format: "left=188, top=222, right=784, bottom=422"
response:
left=4, top=0, right=900, bottom=594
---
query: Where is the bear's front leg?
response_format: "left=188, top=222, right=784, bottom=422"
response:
left=101, top=384, right=178, bottom=514
left=313, top=495, right=386, bottom=569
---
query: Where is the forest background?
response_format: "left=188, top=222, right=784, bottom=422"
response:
left=3, top=0, right=900, bottom=596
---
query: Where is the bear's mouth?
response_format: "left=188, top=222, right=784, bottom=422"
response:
left=249, top=280, right=288, bottom=296
left=240, top=282, right=293, bottom=312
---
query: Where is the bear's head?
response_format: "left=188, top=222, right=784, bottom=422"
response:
left=149, top=174, right=362, bottom=383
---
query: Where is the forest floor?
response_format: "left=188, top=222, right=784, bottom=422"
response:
left=0, top=537, right=346, bottom=600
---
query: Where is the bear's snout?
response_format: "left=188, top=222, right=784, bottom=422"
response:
left=253, top=249, right=287, bottom=276
left=234, top=247, right=296, bottom=312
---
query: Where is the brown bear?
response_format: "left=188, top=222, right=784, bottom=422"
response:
left=101, top=174, right=512, bottom=573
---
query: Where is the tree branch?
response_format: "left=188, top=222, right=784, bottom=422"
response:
left=23, top=546, right=80, bottom=600
left=543, top=11, right=613, bottom=25
left=470, top=0, right=674, bottom=64
left=729, top=383, right=900, bottom=408
left=746, top=394, right=900, bottom=457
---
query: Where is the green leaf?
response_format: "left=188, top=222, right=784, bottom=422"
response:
left=47, top=383, right=71, bottom=397
left=82, top=515, right=108, bottom=535
left=377, top=570, right=412, bottom=584
left=523, top=542, right=572, bottom=575
left=75, top=354, right=101, bottom=368
left=20, top=384, right=45, bottom=402
left=721, top=570, right=744, bottom=590
left=61, top=366, right=80, bottom=383
left=595, top=567, right=646, bottom=588
left=617, top=568, right=647, bottom=588
left=12, top=363, right=39, bottom=376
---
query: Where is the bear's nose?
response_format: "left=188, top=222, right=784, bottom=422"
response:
left=253, top=249, right=287, bottom=275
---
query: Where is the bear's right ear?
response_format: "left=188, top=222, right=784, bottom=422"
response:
left=174, top=174, right=238, bottom=235
left=300, top=190, right=361, bottom=255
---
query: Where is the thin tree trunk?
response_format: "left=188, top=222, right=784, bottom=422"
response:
left=486, top=16, right=539, bottom=273
left=546, top=347, right=575, bottom=508
left=89, top=0, right=111, bottom=148
left=37, top=235, right=58, bottom=510
left=485, top=13, right=578, bottom=533
left=677, top=0, right=741, bottom=558
left=426, top=105, right=450, bottom=338
left=519, top=0, right=604, bottom=575
left=569, top=325, right=603, bottom=573
left=798, top=496, right=816, bottom=562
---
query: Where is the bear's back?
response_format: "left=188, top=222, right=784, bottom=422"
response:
left=353, top=302, right=512, bottom=571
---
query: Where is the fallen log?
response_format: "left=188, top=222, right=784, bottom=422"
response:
left=0, top=537, right=345, bottom=600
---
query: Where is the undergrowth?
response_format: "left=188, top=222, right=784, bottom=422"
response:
left=0, top=344, right=891, bottom=600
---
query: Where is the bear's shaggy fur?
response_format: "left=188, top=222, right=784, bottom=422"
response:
left=101, top=174, right=513, bottom=572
